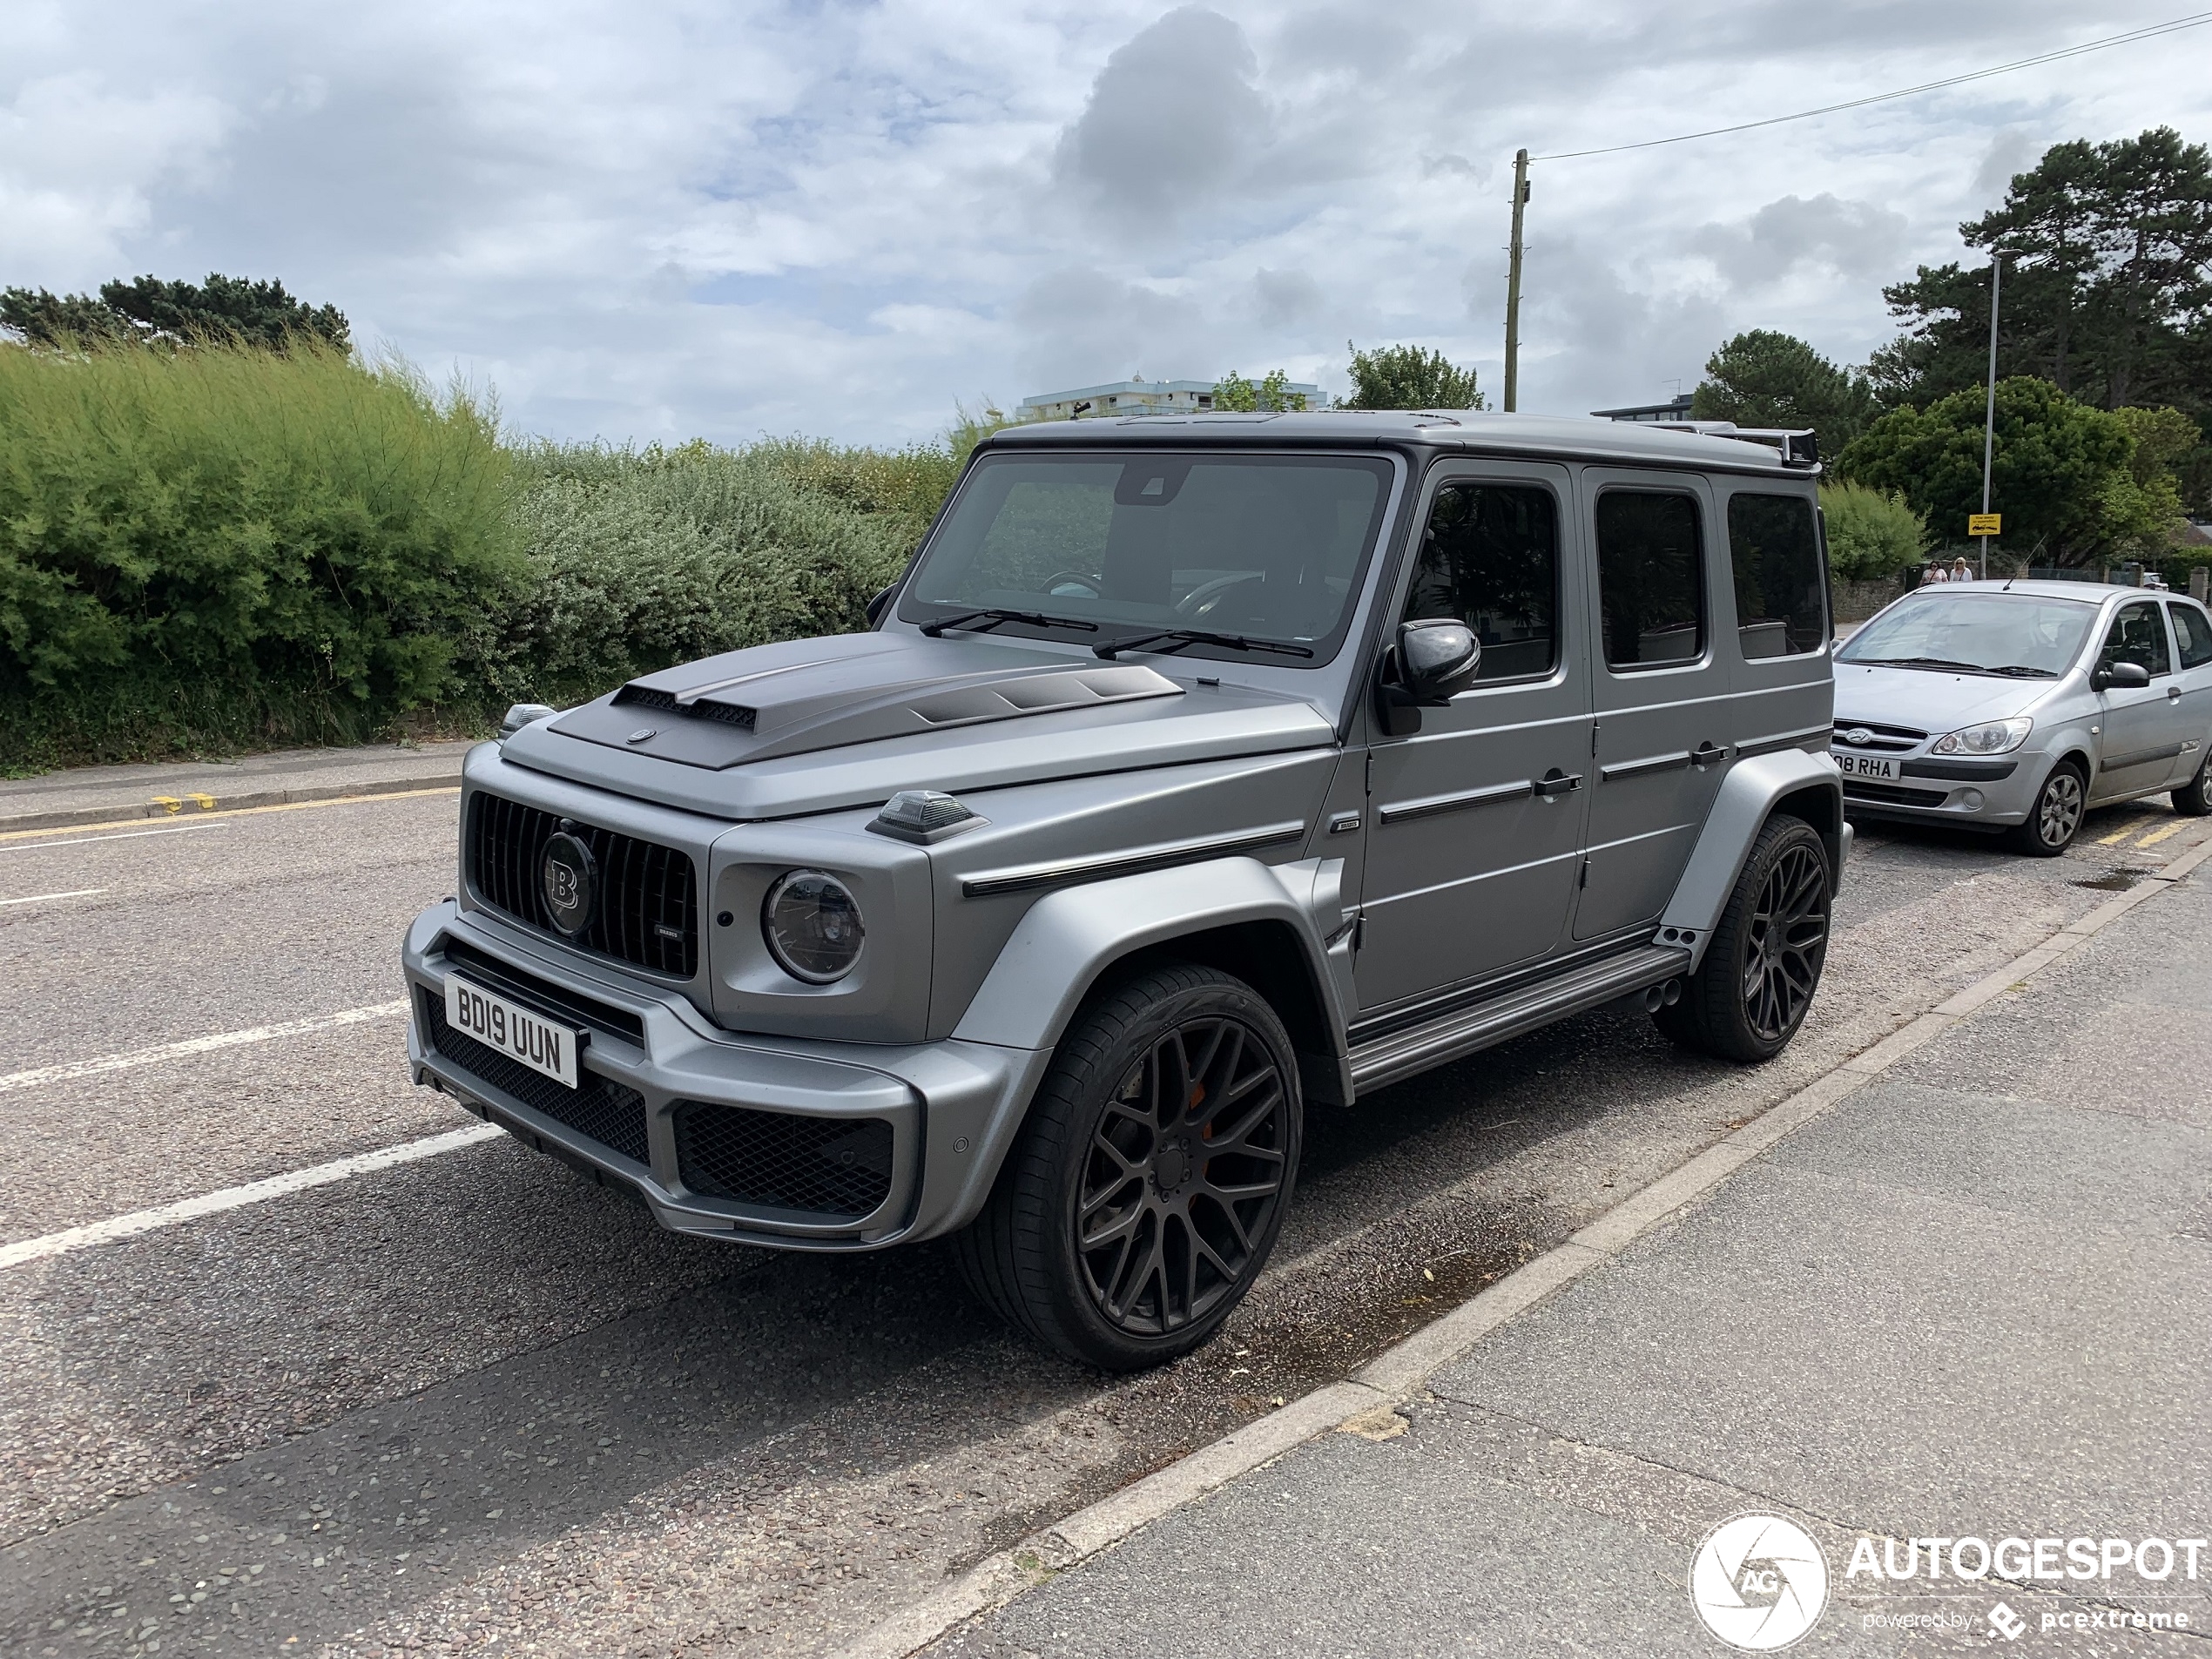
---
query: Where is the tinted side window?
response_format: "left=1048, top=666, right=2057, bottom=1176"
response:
left=1726, top=493, right=1825, bottom=658
left=1404, top=483, right=1559, bottom=681
left=2102, top=602, right=2172, bottom=677
left=2170, top=602, right=2212, bottom=669
left=1595, top=491, right=1704, bottom=670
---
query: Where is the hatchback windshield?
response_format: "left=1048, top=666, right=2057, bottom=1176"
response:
left=900, top=451, right=1394, bottom=664
left=1837, top=592, right=2098, bottom=678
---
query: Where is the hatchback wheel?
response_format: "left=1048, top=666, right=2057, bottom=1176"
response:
left=1655, top=814, right=1831, bottom=1063
left=2005, top=760, right=2087, bottom=855
left=2173, top=747, right=2212, bottom=817
left=954, top=963, right=1301, bottom=1371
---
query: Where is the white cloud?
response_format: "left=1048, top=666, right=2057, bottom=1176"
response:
left=2, top=0, right=2208, bottom=441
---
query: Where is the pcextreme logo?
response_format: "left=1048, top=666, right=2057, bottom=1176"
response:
left=1689, top=1514, right=1831, bottom=1650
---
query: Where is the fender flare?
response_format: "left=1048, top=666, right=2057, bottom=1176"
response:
left=1660, top=749, right=1844, bottom=968
left=951, top=854, right=1352, bottom=1065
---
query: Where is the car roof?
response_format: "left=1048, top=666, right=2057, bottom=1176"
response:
left=1899, top=580, right=2188, bottom=606
left=982, top=408, right=1813, bottom=477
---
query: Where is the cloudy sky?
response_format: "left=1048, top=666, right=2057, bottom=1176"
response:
left=5, top=1, right=2210, bottom=446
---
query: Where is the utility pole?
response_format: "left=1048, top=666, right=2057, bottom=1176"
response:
left=1503, top=148, right=1528, bottom=413
left=1979, top=254, right=2002, bottom=581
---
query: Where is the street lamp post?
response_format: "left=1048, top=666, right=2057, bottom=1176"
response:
left=1979, top=254, right=2002, bottom=581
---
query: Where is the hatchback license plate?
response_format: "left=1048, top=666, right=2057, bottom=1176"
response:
left=1832, top=750, right=1900, bottom=782
left=444, top=977, right=581, bottom=1089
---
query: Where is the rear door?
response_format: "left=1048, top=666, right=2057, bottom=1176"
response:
left=1357, top=462, right=1592, bottom=1012
left=1575, top=470, right=1735, bottom=941
left=2165, top=599, right=2212, bottom=782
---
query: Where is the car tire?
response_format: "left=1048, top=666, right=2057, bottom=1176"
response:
left=2004, top=759, right=2089, bottom=855
left=953, top=962, right=1302, bottom=1372
left=1654, top=814, right=1831, bottom=1064
left=2172, top=748, right=2212, bottom=816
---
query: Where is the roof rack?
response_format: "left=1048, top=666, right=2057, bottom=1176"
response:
left=1649, top=420, right=1819, bottom=469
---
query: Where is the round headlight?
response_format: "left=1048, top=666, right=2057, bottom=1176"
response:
left=761, top=870, right=865, bottom=984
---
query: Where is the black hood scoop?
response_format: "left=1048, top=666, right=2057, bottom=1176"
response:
left=550, top=633, right=1184, bottom=770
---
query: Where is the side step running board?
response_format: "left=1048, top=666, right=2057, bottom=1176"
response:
left=1348, top=943, right=1692, bottom=1095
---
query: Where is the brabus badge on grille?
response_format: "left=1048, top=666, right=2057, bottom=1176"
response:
left=541, top=832, right=599, bottom=937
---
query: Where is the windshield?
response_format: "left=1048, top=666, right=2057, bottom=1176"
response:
left=899, top=451, right=1395, bottom=664
left=1837, top=592, right=2097, bottom=678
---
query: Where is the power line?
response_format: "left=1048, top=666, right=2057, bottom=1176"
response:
left=1532, top=11, right=2212, bottom=162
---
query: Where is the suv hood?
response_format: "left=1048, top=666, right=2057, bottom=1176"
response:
left=504, top=631, right=1337, bottom=821
left=1832, top=661, right=2056, bottom=733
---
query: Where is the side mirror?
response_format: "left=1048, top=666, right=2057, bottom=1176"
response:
left=1378, top=620, right=1481, bottom=735
left=2093, top=660, right=2151, bottom=691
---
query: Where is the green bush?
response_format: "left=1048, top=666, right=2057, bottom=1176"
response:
left=0, top=341, right=523, bottom=766
left=1819, top=482, right=1926, bottom=579
left=482, top=442, right=918, bottom=707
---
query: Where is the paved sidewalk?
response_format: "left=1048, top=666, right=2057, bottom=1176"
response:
left=932, top=873, right=2212, bottom=1656
left=0, top=740, right=474, bottom=833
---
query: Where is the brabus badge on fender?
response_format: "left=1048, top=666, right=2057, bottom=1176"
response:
left=541, top=831, right=598, bottom=937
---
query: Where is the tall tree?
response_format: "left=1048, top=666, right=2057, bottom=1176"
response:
left=1870, top=128, right=2212, bottom=416
left=1839, top=377, right=2170, bottom=565
left=1336, top=342, right=1483, bottom=409
left=1212, top=369, right=1308, bottom=412
left=1690, top=330, right=1877, bottom=458
left=0, top=273, right=350, bottom=352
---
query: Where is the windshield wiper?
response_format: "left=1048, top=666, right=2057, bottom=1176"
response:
left=1852, top=656, right=1990, bottom=673
left=919, top=608, right=1097, bottom=637
left=1094, top=628, right=1316, bottom=661
left=1986, top=664, right=2059, bottom=678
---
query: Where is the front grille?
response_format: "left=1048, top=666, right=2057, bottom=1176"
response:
left=419, top=988, right=651, bottom=1164
left=1843, top=779, right=1951, bottom=808
left=1831, top=718, right=1925, bottom=753
left=673, top=1103, right=894, bottom=1219
left=468, top=792, right=698, bottom=978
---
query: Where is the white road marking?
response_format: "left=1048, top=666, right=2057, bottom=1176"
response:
left=0, top=823, right=228, bottom=854
left=0, top=1001, right=409, bottom=1096
left=0, top=887, right=104, bottom=906
left=0, top=1124, right=505, bottom=1271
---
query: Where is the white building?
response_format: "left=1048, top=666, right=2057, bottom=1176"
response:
left=1018, top=375, right=1323, bottom=421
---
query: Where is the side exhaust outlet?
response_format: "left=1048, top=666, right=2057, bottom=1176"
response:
left=1641, top=979, right=1684, bottom=1012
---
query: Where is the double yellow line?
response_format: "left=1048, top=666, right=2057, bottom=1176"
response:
left=0, top=786, right=460, bottom=845
left=2095, top=814, right=2195, bottom=848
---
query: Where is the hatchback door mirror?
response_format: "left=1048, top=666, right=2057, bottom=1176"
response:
left=1378, top=619, right=1481, bottom=735
left=2092, top=660, right=2151, bottom=691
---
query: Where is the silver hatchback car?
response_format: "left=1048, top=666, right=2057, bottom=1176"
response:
left=1832, top=579, right=2212, bottom=853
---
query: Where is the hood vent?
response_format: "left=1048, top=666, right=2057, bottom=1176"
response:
left=612, top=685, right=757, bottom=730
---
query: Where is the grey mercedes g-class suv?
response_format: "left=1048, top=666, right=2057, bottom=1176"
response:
left=403, top=410, right=1846, bottom=1369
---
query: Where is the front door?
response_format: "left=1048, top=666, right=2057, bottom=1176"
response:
left=1575, top=471, right=1736, bottom=941
left=1357, top=464, right=1593, bottom=1013
left=2092, top=599, right=2191, bottom=799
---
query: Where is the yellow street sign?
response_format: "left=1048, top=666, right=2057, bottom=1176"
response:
left=1968, top=513, right=2002, bottom=536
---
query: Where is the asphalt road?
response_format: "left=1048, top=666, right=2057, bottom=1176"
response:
left=3, top=784, right=2207, bottom=1657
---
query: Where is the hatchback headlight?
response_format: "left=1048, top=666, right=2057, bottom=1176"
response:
left=761, top=870, right=865, bottom=983
left=1932, top=717, right=2033, bottom=756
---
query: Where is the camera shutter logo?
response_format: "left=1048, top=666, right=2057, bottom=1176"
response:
left=540, top=832, right=599, bottom=938
left=1689, top=1514, right=1830, bottom=1650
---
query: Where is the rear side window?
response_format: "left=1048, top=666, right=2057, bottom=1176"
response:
left=2170, top=602, right=2212, bottom=669
left=1726, top=494, right=1826, bottom=658
left=1403, top=483, right=1559, bottom=681
left=1595, top=491, right=1704, bottom=670
left=2101, top=601, right=2172, bottom=677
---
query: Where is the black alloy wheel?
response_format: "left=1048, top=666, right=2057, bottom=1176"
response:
left=1739, top=840, right=1830, bottom=1044
left=954, top=962, right=1302, bottom=1371
left=1656, top=814, right=1832, bottom=1063
left=2006, top=761, right=2087, bottom=856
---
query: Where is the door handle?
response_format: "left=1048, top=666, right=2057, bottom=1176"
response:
left=1691, top=740, right=1727, bottom=767
left=2169, top=686, right=2183, bottom=702
left=1534, top=771, right=1582, bottom=798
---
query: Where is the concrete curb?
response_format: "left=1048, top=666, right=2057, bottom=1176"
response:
left=0, top=769, right=464, bottom=836
left=831, top=831, right=2212, bottom=1659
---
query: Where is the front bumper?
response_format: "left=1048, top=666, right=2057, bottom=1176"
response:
left=1837, top=752, right=2038, bottom=828
left=402, top=902, right=1050, bottom=1251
